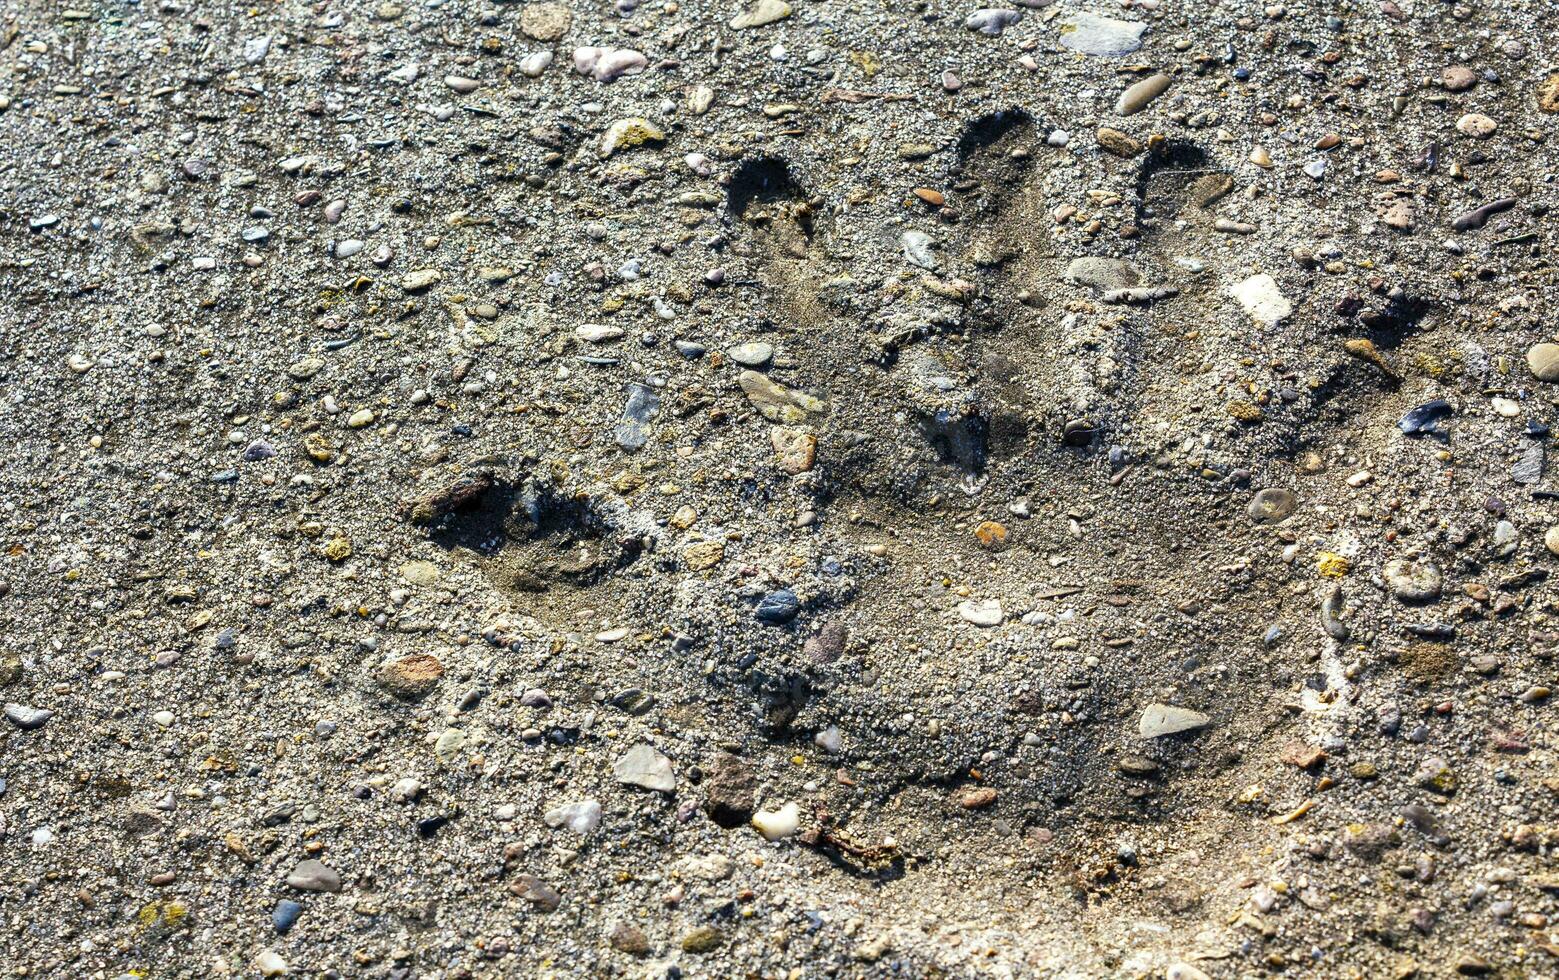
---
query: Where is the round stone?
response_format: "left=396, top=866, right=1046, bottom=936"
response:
left=726, top=342, right=774, bottom=367
left=1248, top=488, right=1297, bottom=524
left=1383, top=559, right=1443, bottom=604
left=1455, top=113, right=1497, bottom=138
left=1441, top=66, right=1477, bottom=91
left=1527, top=343, right=1559, bottom=382
left=1544, top=526, right=1559, bottom=557
left=755, top=589, right=800, bottom=625
left=520, top=2, right=572, bottom=41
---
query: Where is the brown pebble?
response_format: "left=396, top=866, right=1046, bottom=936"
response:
left=974, top=521, right=1009, bottom=550
left=1189, top=172, right=1234, bottom=208
left=1096, top=127, right=1142, bottom=158
left=959, top=787, right=998, bottom=810
left=1541, top=74, right=1559, bottom=113
left=681, top=926, right=725, bottom=953
left=912, top=187, right=945, bottom=206
left=377, top=654, right=445, bottom=700
left=1441, top=66, right=1477, bottom=92
left=149, top=871, right=177, bottom=886
left=510, top=874, right=562, bottom=911
left=770, top=426, right=817, bottom=474
left=1280, top=742, right=1326, bottom=769
left=608, top=921, right=651, bottom=955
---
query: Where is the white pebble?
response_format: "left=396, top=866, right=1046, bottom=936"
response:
left=751, top=802, right=802, bottom=841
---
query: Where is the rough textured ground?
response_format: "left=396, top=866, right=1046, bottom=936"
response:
left=3, top=0, right=1559, bottom=977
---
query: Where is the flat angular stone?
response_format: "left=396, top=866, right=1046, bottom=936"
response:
left=1512, top=441, right=1544, bottom=485
left=573, top=47, right=648, bottom=83
left=543, top=800, right=602, bottom=834
left=401, top=269, right=441, bottom=292
left=4, top=703, right=54, bottom=731
left=770, top=426, right=816, bottom=474
left=958, top=598, right=1003, bottom=627
left=614, top=383, right=660, bottom=451
left=286, top=859, right=342, bottom=893
left=1229, top=273, right=1293, bottom=326
left=1059, top=13, right=1147, bottom=56
left=598, top=117, right=665, bottom=158
left=729, top=0, right=791, bottom=29
left=511, top=874, right=561, bottom=911
left=1066, top=257, right=1139, bottom=293
left=520, top=2, right=572, bottom=41
left=613, top=743, right=675, bottom=792
left=738, top=370, right=825, bottom=424
left=1138, top=704, right=1211, bottom=738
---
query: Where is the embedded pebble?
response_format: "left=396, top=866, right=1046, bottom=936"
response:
left=285, top=859, right=342, bottom=893
left=1229, top=273, right=1293, bottom=326
left=752, top=802, right=802, bottom=840
left=1138, top=704, right=1211, bottom=738
left=958, top=599, right=1003, bottom=627
left=965, top=9, right=1023, bottom=35
left=1384, top=560, right=1444, bottom=603
left=727, top=342, right=775, bottom=367
left=1059, top=13, right=1147, bottom=56
left=544, top=800, right=603, bottom=834
left=1116, top=73, right=1171, bottom=116
left=613, top=743, right=676, bottom=792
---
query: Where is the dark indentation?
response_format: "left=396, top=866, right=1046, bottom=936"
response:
left=955, top=109, right=1034, bottom=166
left=498, top=481, right=643, bottom=587
left=1357, top=292, right=1434, bottom=349
left=417, top=475, right=514, bottom=554
left=819, top=437, right=928, bottom=506
left=1303, top=367, right=1356, bottom=428
left=748, top=669, right=813, bottom=735
left=728, top=157, right=807, bottom=222
left=508, top=481, right=597, bottom=539
left=919, top=408, right=989, bottom=474
left=1132, top=141, right=1212, bottom=220
left=418, top=475, right=645, bottom=589
left=987, top=404, right=1030, bottom=459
